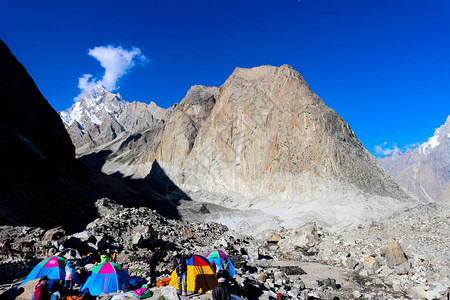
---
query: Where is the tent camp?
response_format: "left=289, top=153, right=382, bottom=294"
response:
left=169, top=254, right=217, bottom=294
left=205, top=250, right=236, bottom=277
left=80, top=262, right=130, bottom=296
left=20, top=256, right=68, bottom=286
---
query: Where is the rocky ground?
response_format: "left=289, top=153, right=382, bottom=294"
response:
left=1, top=198, right=449, bottom=300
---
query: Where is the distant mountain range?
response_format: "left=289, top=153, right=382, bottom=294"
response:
left=59, top=64, right=415, bottom=230
left=378, top=116, right=450, bottom=203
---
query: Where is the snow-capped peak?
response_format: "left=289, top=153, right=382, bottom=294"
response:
left=59, top=86, right=125, bottom=128
left=418, top=116, right=450, bottom=155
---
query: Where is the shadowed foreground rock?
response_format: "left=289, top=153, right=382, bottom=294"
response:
left=0, top=39, right=178, bottom=232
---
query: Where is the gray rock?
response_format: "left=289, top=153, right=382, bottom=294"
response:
left=288, top=287, right=299, bottom=298
left=42, top=227, right=66, bottom=243
left=394, top=261, right=411, bottom=275
left=131, top=225, right=157, bottom=248
left=386, top=240, right=407, bottom=267
left=72, top=231, right=92, bottom=243
left=353, top=290, right=362, bottom=298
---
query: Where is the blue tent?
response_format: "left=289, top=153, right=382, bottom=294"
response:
left=205, top=250, right=236, bottom=276
left=20, top=256, right=67, bottom=286
left=80, top=262, right=130, bottom=296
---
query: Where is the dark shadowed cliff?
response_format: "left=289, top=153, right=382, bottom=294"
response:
left=0, top=40, right=180, bottom=232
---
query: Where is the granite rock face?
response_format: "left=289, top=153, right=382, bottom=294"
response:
left=379, top=116, right=450, bottom=203
left=68, top=65, right=416, bottom=230
left=152, top=65, right=414, bottom=229
left=158, top=66, right=405, bottom=194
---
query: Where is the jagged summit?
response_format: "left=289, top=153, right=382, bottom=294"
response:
left=379, top=116, right=450, bottom=203
left=419, top=115, right=450, bottom=156
left=59, top=87, right=166, bottom=155
left=59, top=86, right=125, bottom=127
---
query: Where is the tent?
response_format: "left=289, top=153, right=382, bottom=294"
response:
left=20, top=256, right=67, bottom=286
left=80, top=262, right=130, bottom=296
left=169, top=255, right=217, bottom=294
left=205, top=250, right=236, bottom=276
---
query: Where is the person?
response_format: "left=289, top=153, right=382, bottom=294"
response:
left=64, top=261, right=76, bottom=290
left=50, top=279, right=64, bottom=297
left=217, top=259, right=230, bottom=279
left=100, top=252, right=110, bottom=263
left=173, top=251, right=192, bottom=296
left=147, top=250, right=158, bottom=286
left=34, top=276, right=51, bottom=300
left=211, top=260, right=217, bottom=274
left=221, top=259, right=230, bottom=274
left=110, top=251, right=117, bottom=263
left=212, top=278, right=230, bottom=300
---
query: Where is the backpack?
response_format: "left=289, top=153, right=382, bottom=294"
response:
left=129, top=277, right=148, bottom=289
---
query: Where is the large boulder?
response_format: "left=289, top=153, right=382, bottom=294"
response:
left=286, top=222, right=320, bottom=252
left=71, top=231, right=93, bottom=243
left=42, top=227, right=66, bottom=244
left=385, top=240, right=407, bottom=267
left=161, top=285, right=179, bottom=300
left=131, top=225, right=157, bottom=248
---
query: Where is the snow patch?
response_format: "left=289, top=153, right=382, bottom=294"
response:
left=87, top=111, right=102, bottom=125
left=419, top=186, right=433, bottom=203
left=419, top=128, right=441, bottom=155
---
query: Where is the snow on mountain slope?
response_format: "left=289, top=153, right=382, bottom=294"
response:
left=58, top=86, right=166, bottom=154
left=59, top=86, right=125, bottom=128
left=379, top=116, right=450, bottom=203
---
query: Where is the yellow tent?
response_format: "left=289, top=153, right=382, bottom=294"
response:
left=169, top=255, right=217, bottom=294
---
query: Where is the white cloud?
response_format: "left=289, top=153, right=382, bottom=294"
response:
left=78, top=74, right=98, bottom=91
left=75, top=45, right=148, bottom=100
left=374, top=142, right=399, bottom=157
left=375, top=142, right=421, bottom=157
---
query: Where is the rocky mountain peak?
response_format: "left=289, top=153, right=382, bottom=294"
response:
left=59, top=87, right=166, bottom=154
left=379, top=116, right=450, bottom=203
left=151, top=65, right=414, bottom=230
left=59, top=87, right=125, bottom=128
left=231, top=64, right=302, bottom=82
left=67, top=64, right=416, bottom=231
left=175, top=85, right=218, bottom=122
left=418, top=115, right=450, bottom=156
left=183, top=85, right=218, bottom=105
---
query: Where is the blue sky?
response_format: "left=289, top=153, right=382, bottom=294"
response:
left=1, top=0, right=449, bottom=157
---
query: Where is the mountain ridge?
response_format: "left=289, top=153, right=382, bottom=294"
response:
left=59, top=86, right=166, bottom=156
left=63, top=63, right=416, bottom=231
left=378, top=116, right=450, bottom=203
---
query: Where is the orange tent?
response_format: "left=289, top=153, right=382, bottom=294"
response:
left=169, top=255, right=217, bottom=294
